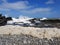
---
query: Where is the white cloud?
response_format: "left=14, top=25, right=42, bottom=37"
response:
left=20, top=8, right=51, bottom=14
left=2, top=0, right=7, bottom=3
left=45, top=0, right=55, bottom=4
left=0, top=0, right=30, bottom=10
left=0, top=0, right=52, bottom=15
left=0, top=8, right=10, bottom=11
left=0, top=0, right=52, bottom=12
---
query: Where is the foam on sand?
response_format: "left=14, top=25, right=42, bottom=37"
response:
left=0, top=25, right=60, bottom=39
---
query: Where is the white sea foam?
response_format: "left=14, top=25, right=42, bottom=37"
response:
left=7, top=15, right=33, bottom=24
left=0, top=25, right=60, bottom=39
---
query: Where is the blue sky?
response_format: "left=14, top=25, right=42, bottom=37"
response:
left=0, top=0, right=60, bottom=18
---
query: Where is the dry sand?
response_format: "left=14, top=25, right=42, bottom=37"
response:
left=0, top=25, right=60, bottom=39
